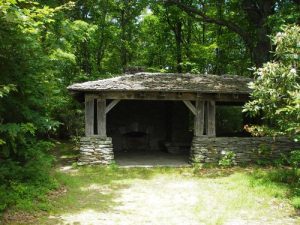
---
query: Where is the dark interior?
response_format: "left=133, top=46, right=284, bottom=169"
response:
left=104, top=100, right=253, bottom=155
left=106, top=100, right=193, bottom=154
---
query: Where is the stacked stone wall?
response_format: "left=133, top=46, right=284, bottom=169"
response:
left=78, top=136, right=114, bottom=165
left=190, top=136, right=300, bottom=164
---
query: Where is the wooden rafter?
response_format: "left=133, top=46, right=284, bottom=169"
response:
left=105, top=100, right=121, bottom=114
left=183, top=100, right=196, bottom=115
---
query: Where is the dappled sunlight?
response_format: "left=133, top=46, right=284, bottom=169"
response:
left=5, top=166, right=299, bottom=224
left=59, top=155, right=77, bottom=159
left=41, top=170, right=300, bottom=225
left=80, top=184, right=113, bottom=195
left=58, top=165, right=78, bottom=173
left=194, top=180, right=295, bottom=224
left=49, top=209, right=117, bottom=225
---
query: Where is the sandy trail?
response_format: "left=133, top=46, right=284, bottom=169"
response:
left=50, top=174, right=299, bottom=225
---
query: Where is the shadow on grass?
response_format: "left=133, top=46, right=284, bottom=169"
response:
left=193, top=164, right=256, bottom=179
left=51, top=140, right=80, bottom=167
left=246, top=167, right=300, bottom=213
left=198, top=168, right=240, bottom=178
left=3, top=141, right=172, bottom=225
left=42, top=166, right=175, bottom=225
left=18, top=141, right=299, bottom=224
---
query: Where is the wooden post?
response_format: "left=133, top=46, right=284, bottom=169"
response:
left=206, top=100, right=216, bottom=136
left=204, top=101, right=208, bottom=134
left=194, top=100, right=205, bottom=136
left=85, top=95, right=94, bottom=136
left=97, top=99, right=106, bottom=137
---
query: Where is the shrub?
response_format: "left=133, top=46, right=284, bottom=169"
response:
left=218, top=150, right=237, bottom=167
left=243, top=25, right=300, bottom=137
left=291, top=196, right=300, bottom=209
left=0, top=140, right=58, bottom=213
left=192, top=162, right=203, bottom=174
left=253, top=144, right=273, bottom=166
left=289, top=150, right=300, bottom=169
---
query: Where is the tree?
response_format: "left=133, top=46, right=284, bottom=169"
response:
left=165, top=0, right=300, bottom=67
left=0, top=0, right=81, bottom=211
left=244, top=25, right=300, bottom=137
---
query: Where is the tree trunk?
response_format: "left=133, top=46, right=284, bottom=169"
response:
left=185, top=17, right=192, bottom=72
left=120, top=9, right=127, bottom=72
left=175, top=21, right=183, bottom=73
left=167, top=0, right=277, bottom=68
left=241, top=0, right=274, bottom=67
left=251, top=29, right=271, bottom=67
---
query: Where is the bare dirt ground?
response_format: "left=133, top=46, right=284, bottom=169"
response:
left=3, top=144, right=300, bottom=225
left=52, top=176, right=202, bottom=225
left=46, top=173, right=299, bottom=225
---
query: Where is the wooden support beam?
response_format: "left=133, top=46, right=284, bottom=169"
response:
left=194, top=100, right=205, bottom=136
left=97, top=99, right=106, bottom=137
left=183, top=100, right=196, bottom=115
left=204, top=101, right=208, bottom=135
left=206, top=100, right=216, bottom=136
left=105, top=99, right=120, bottom=114
left=85, top=95, right=94, bottom=136
left=85, top=91, right=249, bottom=102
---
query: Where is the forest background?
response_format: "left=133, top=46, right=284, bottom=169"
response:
left=0, top=0, right=299, bottom=212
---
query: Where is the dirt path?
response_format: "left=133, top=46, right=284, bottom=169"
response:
left=46, top=172, right=299, bottom=225
left=5, top=143, right=298, bottom=225
left=53, top=176, right=202, bottom=225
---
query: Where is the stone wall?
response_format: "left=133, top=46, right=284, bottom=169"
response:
left=190, top=136, right=300, bottom=164
left=78, top=136, right=114, bottom=165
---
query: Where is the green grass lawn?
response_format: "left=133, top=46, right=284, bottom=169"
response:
left=2, top=143, right=300, bottom=225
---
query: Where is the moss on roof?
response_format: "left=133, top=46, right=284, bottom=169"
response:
left=67, top=73, right=252, bottom=94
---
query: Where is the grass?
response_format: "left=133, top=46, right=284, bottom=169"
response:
left=5, top=166, right=300, bottom=224
left=193, top=170, right=291, bottom=224
left=2, top=142, right=300, bottom=225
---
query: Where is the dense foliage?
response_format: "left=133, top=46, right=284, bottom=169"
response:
left=243, top=25, right=300, bottom=197
left=244, top=25, right=300, bottom=138
left=0, top=0, right=299, bottom=213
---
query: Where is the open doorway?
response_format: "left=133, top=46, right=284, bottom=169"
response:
left=106, top=100, right=192, bottom=166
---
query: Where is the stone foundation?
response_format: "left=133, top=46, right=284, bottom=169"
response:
left=190, top=136, right=300, bottom=164
left=78, top=136, right=114, bottom=165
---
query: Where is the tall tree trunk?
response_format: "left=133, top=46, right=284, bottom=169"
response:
left=166, top=0, right=277, bottom=68
left=215, top=0, right=224, bottom=75
left=251, top=28, right=271, bottom=67
left=81, top=41, right=91, bottom=75
left=120, top=9, right=127, bottom=72
left=185, top=17, right=192, bottom=72
left=175, top=21, right=183, bottom=73
left=241, top=0, right=274, bottom=67
left=202, top=2, right=206, bottom=44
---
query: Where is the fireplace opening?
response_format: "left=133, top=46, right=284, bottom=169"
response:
left=122, top=130, right=149, bottom=152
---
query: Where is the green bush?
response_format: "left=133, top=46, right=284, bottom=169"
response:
left=290, top=150, right=300, bottom=169
left=254, top=144, right=273, bottom=166
left=244, top=25, right=300, bottom=137
left=0, top=140, right=58, bottom=213
left=291, top=197, right=300, bottom=209
left=218, top=150, right=237, bottom=167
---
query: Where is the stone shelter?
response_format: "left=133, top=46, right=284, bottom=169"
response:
left=67, top=73, right=299, bottom=165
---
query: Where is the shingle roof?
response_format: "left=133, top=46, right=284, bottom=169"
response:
left=67, top=73, right=252, bottom=94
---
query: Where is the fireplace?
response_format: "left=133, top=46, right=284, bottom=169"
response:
left=119, top=122, right=151, bottom=151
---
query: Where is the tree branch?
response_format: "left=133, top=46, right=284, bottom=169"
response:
left=165, top=0, right=252, bottom=48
